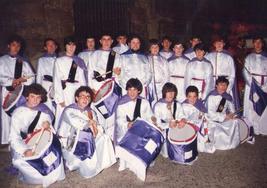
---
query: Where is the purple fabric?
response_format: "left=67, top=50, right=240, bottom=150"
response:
left=206, top=89, right=233, bottom=102
left=42, top=53, right=57, bottom=58
left=117, top=95, right=144, bottom=106
left=182, top=99, right=207, bottom=113
left=4, top=165, right=19, bottom=176
left=21, top=103, right=54, bottom=122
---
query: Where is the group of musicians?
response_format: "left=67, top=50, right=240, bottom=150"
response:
left=0, top=33, right=267, bottom=186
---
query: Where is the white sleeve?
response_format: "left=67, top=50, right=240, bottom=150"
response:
left=36, top=58, right=43, bottom=84
left=53, top=59, right=65, bottom=104
left=23, top=61, right=35, bottom=85
left=227, top=56, right=236, bottom=93
left=203, top=64, right=214, bottom=99
left=115, top=104, right=129, bottom=143
left=243, top=56, right=252, bottom=86
left=206, top=96, right=226, bottom=122
left=153, top=103, right=169, bottom=129
left=62, top=108, right=89, bottom=130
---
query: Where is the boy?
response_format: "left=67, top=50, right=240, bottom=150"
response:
left=78, top=36, right=96, bottom=67
left=159, top=36, right=174, bottom=60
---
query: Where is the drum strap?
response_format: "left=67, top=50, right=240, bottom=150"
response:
left=173, top=101, right=177, bottom=119
left=67, top=60, right=77, bottom=83
left=27, top=111, right=42, bottom=134
left=105, top=50, right=116, bottom=79
left=216, top=97, right=226, bottom=112
left=14, top=58, right=23, bottom=79
left=43, top=75, right=53, bottom=82
left=133, top=98, right=142, bottom=121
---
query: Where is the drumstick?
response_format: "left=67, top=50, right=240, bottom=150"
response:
left=31, top=128, right=45, bottom=154
left=94, top=71, right=112, bottom=79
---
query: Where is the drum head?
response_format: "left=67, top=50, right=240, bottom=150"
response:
left=238, top=119, right=249, bottom=143
left=168, top=124, right=196, bottom=144
left=94, top=80, right=113, bottom=102
left=25, top=129, right=51, bottom=155
left=3, top=85, right=23, bottom=110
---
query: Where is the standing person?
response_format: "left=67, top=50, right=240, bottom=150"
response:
left=0, top=35, right=35, bottom=145
left=184, top=43, right=213, bottom=100
left=57, top=86, right=116, bottom=178
left=159, top=36, right=174, bottom=60
left=78, top=35, right=96, bottom=67
left=168, top=41, right=190, bottom=102
left=53, top=36, right=87, bottom=131
left=10, top=83, right=65, bottom=187
left=112, top=34, right=129, bottom=55
left=36, top=38, right=58, bottom=112
left=119, top=35, right=152, bottom=98
left=184, top=36, right=202, bottom=60
left=243, top=36, right=267, bottom=135
left=148, top=39, right=169, bottom=105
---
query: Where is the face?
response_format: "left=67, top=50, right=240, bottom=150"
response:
left=190, top=38, right=201, bottom=48
left=76, top=91, right=91, bottom=109
left=173, top=44, right=184, bottom=56
left=45, top=40, right=57, bottom=54
left=187, top=92, right=198, bottom=105
left=130, top=38, right=141, bottom=51
left=162, top=39, right=171, bottom=50
left=8, top=41, right=21, bottom=56
left=26, top=93, right=42, bottom=108
left=214, top=41, right=225, bottom=52
left=165, top=91, right=176, bottom=103
left=216, top=82, right=228, bottom=94
left=100, top=35, right=113, bottom=50
left=195, top=49, right=205, bottom=59
left=150, top=44, right=159, bottom=55
left=65, top=42, right=76, bottom=56
left=117, top=36, right=127, bottom=45
left=253, top=39, right=263, bottom=52
left=86, top=38, right=95, bottom=50
left=127, top=87, right=139, bottom=100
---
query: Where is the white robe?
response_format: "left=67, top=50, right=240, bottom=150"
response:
left=204, top=94, right=240, bottom=152
left=168, top=55, right=189, bottom=102
left=153, top=100, right=185, bottom=158
left=184, top=48, right=196, bottom=60
left=0, top=55, right=35, bottom=144
left=243, top=52, right=267, bottom=135
left=113, top=44, right=129, bottom=55
left=57, top=106, right=116, bottom=178
left=184, top=58, right=214, bottom=99
left=159, top=50, right=173, bottom=60
left=148, top=55, right=170, bottom=105
left=119, top=52, right=152, bottom=98
left=10, top=105, right=65, bottom=187
left=78, top=50, right=95, bottom=68
left=53, top=56, right=87, bottom=131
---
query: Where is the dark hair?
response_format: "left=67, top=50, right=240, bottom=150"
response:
left=162, top=82, right=177, bottom=99
left=186, top=86, right=199, bottom=97
left=252, top=35, right=264, bottom=43
left=23, top=83, right=47, bottom=103
left=216, top=76, right=229, bottom=86
left=64, top=35, right=77, bottom=46
left=193, top=43, right=208, bottom=52
left=128, top=34, right=141, bottom=43
left=212, top=35, right=225, bottom=44
left=7, top=35, right=23, bottom=45
left=173, top=40, right=184, bottom=47
left=43, top=38, right=57, bottom=47
left=149, top=39, right=160, bottom=48
left=126, top=78, right=143, bottom=94
left=74, top=86, right=94, bottom=103
left=161, top=36, right=172, bottom=42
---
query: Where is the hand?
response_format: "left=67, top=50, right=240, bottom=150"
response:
left=225, top=113, right=235, bottom=121
left=24, top=149, right=34, bottom=157
left=113, top=67, right=121, bottom=75
left=169, top=120, right=177, bottom=128
left=12, top=79, right=21, bottom=88
left=59, top=102, right=66, bottom=108
left=177, top=118, right=186, bottom=129
left=89, top=120, right=98, bottom=137
left=42, top=121, right=50, bottom=130
left=127, top=122, right=134, bottom=129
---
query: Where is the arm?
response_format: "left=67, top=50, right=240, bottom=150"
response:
left=206, top=96, right=226, bottom=122
left=203, top=64, right=214, bottom=99
left=53, top=59, right=65, bottom=104
left=227, top=56, right=236, bottom=93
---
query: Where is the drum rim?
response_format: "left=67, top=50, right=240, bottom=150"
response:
left=238, top=118, right=250, bottom=143
left=93, top=79, right=113, bottom=103
left=168, top=124, right=197, bottom=144
left=3, top=85, right=24, bottom=110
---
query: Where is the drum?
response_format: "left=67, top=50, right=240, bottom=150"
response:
left=3, top=85, right=26, bottom=116
left=167, top=123, right=198, bottom=164
left=93, top=79, right=121, bottom=119
left=237, top=118, right=250, bottom=144
left=116, top=118, right=164, bottom=181
left=24, top=128, right=62, bottom=176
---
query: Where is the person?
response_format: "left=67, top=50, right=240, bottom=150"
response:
left=147, top=39, right=169, bottom=105
left=36, top=38, right=58, bottom=112
left=159, top=36, right=174, bottom=60
left=57, top=86, right=116, bottom=178
left=9, top=83, right=65, bottom=187
left=243, top=36, right=267, bottom=135
left=78, top=36, right=96, bottom=68
left=112, top=34, right=129, bottom=55
left=184, top=36, right=201, bottom=60
left=153, top=82, right=186, bottom=158
left=168, top=41, right=190, bottom=102
left=0, top=35, right=35, bottom=145
left=119, top=35, right=152, bottom=98
left=204, top=77, right=240, bottom=153
left=53, top=36, right=88, bottom=131
left=206, top=36, right=239, bottom=109
left=184, top=43, right=214, bottom=100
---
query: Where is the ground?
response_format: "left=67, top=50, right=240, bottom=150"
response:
left=0, top=136, right=266, bottom=188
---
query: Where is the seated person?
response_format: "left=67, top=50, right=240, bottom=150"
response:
left=57, top=86, right=116, bottom=178
left=9, top=83, right=65, bottom=187
left=204, top=76, right=240, bottom=153
left=153, top=82, right=186, bottom=158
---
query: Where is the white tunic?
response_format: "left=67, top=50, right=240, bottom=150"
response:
left=205, top=94, right=240, bottom=152
left=184, top=48, right=196, bottom=60
left=113, top=44, right=129, bottom=55
left=78, top=50, right=95, bottom=68
left=119, top=52, right=152, bottom=98
left=148, top=55, right=169, bottom=104
left=159, top=50, right=174, bottom=60
left=0, top=55, right=35, bottom=144
left=184, top=58, right=214, bottom=99
left=168, top=55, right=189, bottom=102
left=57, top=105, right=116, bottom=178
left=243, top=52, right=267, bottom=135
left=10, top=105, right=65, bottom=187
